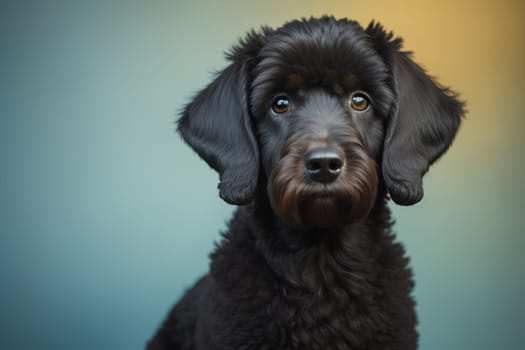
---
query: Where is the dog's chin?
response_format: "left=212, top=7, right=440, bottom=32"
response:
left=300, top=196, right=353, bottom=229
left=268, top=182, right=370, bottom=230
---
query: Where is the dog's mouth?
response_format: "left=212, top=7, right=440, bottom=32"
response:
left=268, top=174, right=371, bottom=229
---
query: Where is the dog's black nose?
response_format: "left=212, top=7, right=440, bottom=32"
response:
left=304, top=148, right=343, bottom=183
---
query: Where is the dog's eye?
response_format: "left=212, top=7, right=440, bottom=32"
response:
left=272, top=95, right=290, bottom=114
left=350, top=93, right=369, bottom=111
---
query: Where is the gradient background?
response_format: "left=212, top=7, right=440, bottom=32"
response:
left=1, top=1, right=524, bottom=349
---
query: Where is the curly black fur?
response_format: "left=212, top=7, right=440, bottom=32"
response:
left=147, top=16, right=463, bottom=350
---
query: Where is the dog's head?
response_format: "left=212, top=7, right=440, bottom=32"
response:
left=178, top=17, right=463, bottom=229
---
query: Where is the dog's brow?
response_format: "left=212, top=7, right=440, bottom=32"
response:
left=287, top=73, right=304, bottom=89
left=333, top=83, right=344, bottom=94
left=342, top=74, right=358, bottom=88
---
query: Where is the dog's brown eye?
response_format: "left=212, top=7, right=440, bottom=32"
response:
left=272, top=95, right=290, bottom=114
left=350, top=94, right=369, bottom=111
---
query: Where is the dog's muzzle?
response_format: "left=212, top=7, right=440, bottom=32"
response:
left=268, top=135, right=378, bottom=230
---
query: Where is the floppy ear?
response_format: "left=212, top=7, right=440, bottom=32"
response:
left=178, top=30, right=269, bottom=205
left=366, top=22, right=464, bottom=205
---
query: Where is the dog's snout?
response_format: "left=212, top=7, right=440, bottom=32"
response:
left=304, top=148, right=343, bottom=183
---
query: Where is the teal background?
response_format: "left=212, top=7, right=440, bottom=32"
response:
left=1, top=1, right=524, bottom=349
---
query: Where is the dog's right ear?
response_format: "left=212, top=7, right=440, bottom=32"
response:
left=177, top=29, right=270, bottom=205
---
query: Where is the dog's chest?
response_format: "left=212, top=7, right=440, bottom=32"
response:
left=262, top=272, right=389, bottom=349
left=212, top=247, right=390, bottom=349
left=207, top=209, right=416, bottom=349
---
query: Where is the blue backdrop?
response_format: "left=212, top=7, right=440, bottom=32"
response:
left=1, top=1, right=524, bottom=349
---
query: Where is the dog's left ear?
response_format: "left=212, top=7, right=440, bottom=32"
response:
left=178, top=29, right=270, bottom=205
left=366, top=22, right=465, bottom=205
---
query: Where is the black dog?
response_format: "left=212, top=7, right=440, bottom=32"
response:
left=148, top=17, right=463, bottom=350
